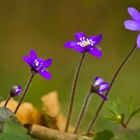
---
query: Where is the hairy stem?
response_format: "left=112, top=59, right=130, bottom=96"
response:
left=74, top=91, right=92, bottom=134
left=65, top=52, right=86, bottom=132
left=120, top=113, right=127, bottom=128
left=14, top=72, right=35, bottom=114
left=86, top=44, right=137, bottom=133
left=125, top=108, right=140, bottom=127
left=4, top=95, right=11, bottom=107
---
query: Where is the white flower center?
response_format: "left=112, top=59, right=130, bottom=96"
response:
left=77, top=37, right=95, bottom=47
left=34, top=59, right=40, bottom=66
left=34, top=59, right=45, bottom=72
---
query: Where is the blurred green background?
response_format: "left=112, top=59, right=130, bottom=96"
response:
left=0, top=0, right=140, bottom=132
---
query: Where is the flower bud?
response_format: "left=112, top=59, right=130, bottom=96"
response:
left=10, top=85, right=22, bottom=97
left=116, top=115, right=122, bottom=121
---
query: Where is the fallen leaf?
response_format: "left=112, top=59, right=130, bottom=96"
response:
left=41, top=91, right=60, bottom=118
left=0, top=99, right=42, bottom=125
left=41, top=91, right=74, bottom=132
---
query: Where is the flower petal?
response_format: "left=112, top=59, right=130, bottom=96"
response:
left=39, top=70, right=52, bottom=80
left=88, top=47, right=102, bottom=58
left=124, top=20, right=140, bottom=31
left=44, top=58, right=52, bottom=68
left=64, top=41, right=78, bottom=48
left=128, top=7, right=140, bottom=22
left=94, top=77, right=104, bottom=86
left=23, top=56, right=32, bottom=67
left=99, top=82, right=109, bottom=93
left=96, top=92, right=107, bottom=100
left=75, top=32, right=86, bottom=41
left=137, top=34, right=140, bottom=48
left=73, top=46, right=85, bottom=53
left=89, top=34, right=102, bottom=46
left=30, top=49, right=37, bottom=59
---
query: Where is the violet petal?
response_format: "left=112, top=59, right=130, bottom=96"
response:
left=96, top=92, right=107, bottom=100
left=124, top=20, right=140, bottom=31
left=75, top=32, right=86, bottom=41
left=30, top=49, right=37, bottom=59
left=89, top=34, right=102, bottom=46
left=128, top=7, right=140, bottom=22
left=64, top=41, right=78, bottom=48
left=99, top=82, right=109, bottom=93
left=39, top=70, right=52, bottom=80
left=94, top=77, right=104, bottom=86
left=137, top=34, right=140, bottom=48
left=73, top=46, right=85, bottom=53
left=88, top=47, right=102, bottom=58
left=44, top=58, right=52, bottom=68
left=23, top=56, right=32, bottom=66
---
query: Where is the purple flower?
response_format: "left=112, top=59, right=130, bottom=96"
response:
left=64, top=32, right=103, bottom=58
left=23, top=49, right=52, bottom=80
left=10, top=85, right=22, bottom=97
left=124, top=7, right=140, bottom=48
left=91, top=77, right=109, bottom=100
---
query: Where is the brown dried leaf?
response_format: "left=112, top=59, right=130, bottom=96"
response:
left=0, top=91, right=74, bottom=132
left=0, top=99, right=42, bottom=125
left=41, top=91, right=60, bottom=118
left=41, top=91, right=74, bottom=132
left=56, top=113, right=74, bottom=132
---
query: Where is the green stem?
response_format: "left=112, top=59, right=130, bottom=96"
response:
left=74, top=91, right=92, bottom=134
left=125, top=108, right=140, bottom=127
left=4, top=95, right=11, bottom=107
left=14, top=72, right=35, bottom=114
left=65, top=52, right=86, bottom=132
left=120, top=113, right=127, bottom=128
left=86, top=43, right=137, bottom=133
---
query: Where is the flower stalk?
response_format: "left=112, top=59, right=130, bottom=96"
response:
left=14, top=72, right=35, bottom=114
left=4, top=95, right=11, bottom=107
left=74, top=77, right=109, bottom=134
left=74, top=91, right=92, bottom=134
left=64, top=32, right=103, bottom=132
left=86, top=43, right=137, bottom=133
left=65, top=52, right=86, bottom=132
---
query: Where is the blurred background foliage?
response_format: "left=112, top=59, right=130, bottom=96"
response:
left=0, top=0, right=140, bottom=132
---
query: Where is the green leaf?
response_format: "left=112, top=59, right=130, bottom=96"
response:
left=115, top=128, right=140, bottom=140
left=0, top=107, right=18, bottom=132
left=104, top=115, right=122, bottom=123
left=0, top=107, right=36, bottom=140
left=0, top=118, right=36, bottom=140
left=126, top=108, right=140, bottom=125
left=105, top=99, right=123, bottom=123
left=93, top=130, right=114, bottom=140
left=106, top=99, right=121, bottom=115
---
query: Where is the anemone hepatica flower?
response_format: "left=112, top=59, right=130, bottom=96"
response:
left=23, top=49, right=52, bottom=80
left=124, top=7, right=140, bottom=48
left=64, top=32, right=103, bottom=58
left=91, top=77, right=109, bottom=100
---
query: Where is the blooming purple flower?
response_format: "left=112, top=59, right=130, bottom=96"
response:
left=124, top=7, right=140, bottom=48
left=91, top=77, right=109, bottom=100
left=64, top=32, right=103, bottom=58
left=23, top=49, right=52, bottom=80
left=10, top=85, right=22, bottom=97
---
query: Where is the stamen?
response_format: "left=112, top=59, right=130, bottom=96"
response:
left=34, top=59, right=39, bottom=66
left=77, top=38, right=95, bottom=47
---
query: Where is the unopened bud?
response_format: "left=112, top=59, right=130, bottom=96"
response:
left=10, top=85, right=22, bottom=97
